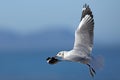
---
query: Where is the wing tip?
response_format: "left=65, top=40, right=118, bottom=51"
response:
left=82, top=4, right=89, bottom=11
left=81, top=4, right=93, bottom=20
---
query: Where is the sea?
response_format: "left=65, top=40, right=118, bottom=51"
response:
left=0, top=45, right=120, bottom=80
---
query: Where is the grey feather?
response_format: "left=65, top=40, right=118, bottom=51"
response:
left=73, top=4, right=94, bottom=55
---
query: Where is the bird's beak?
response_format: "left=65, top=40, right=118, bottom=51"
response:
left=54, top=56, right=61, bottom=62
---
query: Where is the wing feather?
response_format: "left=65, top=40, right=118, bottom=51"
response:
left=73, top=4, right=94, bottom=55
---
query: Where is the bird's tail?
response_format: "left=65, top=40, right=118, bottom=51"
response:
left=90, top=55, right=104, bottom=70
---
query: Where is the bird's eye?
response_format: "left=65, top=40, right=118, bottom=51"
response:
left=59, top=53, right=61, bottom=55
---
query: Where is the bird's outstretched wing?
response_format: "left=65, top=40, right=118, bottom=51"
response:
left=73, top=4, right=94, bottom=55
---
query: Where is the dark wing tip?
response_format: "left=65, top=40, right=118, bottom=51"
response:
left=81, top=4, right=93, bottom=20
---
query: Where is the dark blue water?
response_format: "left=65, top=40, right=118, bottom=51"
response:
left=0, top=45, right=120, bottom=80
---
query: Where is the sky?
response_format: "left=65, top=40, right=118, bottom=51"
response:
left=0, top=0, right=120, bottom=45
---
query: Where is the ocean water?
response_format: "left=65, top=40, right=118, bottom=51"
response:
left=0, top=45, right=120, bottom=80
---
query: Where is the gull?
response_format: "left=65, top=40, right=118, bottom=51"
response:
left=50, top=4, right=102, bottom=77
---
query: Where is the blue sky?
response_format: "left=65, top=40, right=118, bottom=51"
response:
left=0, top=0, right=120, bottom=44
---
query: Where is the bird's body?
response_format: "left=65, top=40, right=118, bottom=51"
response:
left=59, top=50, right=90, bottom=64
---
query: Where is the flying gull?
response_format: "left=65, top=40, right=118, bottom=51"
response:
left=47, top=4, right=103, bottom=77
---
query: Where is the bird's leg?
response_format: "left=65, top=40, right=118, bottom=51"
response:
left=87, top=64, right=96, bottom=77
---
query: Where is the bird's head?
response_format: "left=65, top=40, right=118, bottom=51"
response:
left=56, top=51, right=65, bottom=58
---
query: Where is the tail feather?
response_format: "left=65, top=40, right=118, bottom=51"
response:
left=90, top=55, right=104, bottom=70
